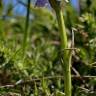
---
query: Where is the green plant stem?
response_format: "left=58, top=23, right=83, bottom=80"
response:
left=22, top=0, right=30, bottom=56
left=55, top=5, right=72, bottom=96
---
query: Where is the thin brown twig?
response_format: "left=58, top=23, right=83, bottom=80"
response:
left=72, top=67, right=80, bottom=76
left=0, top=75, right=96, bottom=89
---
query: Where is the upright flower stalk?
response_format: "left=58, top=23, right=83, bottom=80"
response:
left=35, top=0, right=72, bottom=95
left=56, top=5, right=71, bottom=96
left=49, top=0, right=72, bottom=96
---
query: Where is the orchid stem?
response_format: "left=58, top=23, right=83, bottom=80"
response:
left=55, top=3, right=72, bottom=96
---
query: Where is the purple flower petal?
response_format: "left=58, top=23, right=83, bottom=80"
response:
left=35, top=0, right=49, bottom=7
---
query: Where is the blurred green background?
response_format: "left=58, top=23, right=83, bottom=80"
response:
left=0, top=0, right=96, bottom=96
